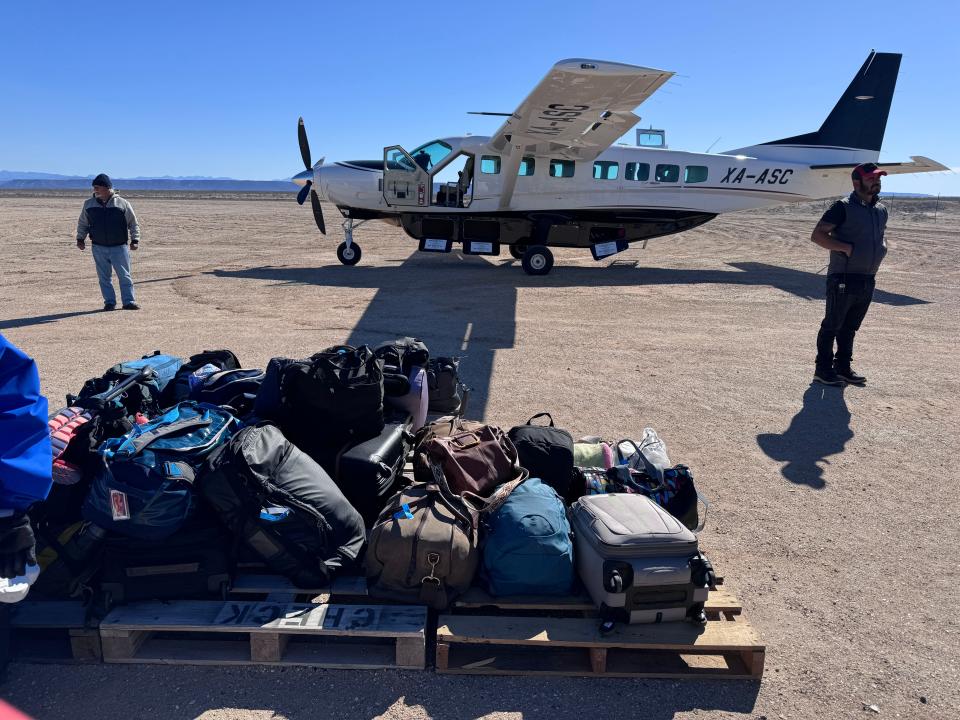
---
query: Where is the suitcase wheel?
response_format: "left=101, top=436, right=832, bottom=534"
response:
left=606, top=570, right=624, bottom=593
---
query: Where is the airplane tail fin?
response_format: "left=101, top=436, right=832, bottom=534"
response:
left=727, top=52, right=902, bottom=162
left=766, top=51, right=901, bottom=151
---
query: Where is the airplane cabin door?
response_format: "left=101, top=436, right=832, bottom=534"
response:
left=383, top=146, right=430, bottom=207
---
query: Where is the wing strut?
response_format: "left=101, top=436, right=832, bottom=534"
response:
left=498, top=140, right=525, bottom=210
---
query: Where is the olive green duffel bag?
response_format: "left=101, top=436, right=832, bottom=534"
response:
left=365, top=462, right=521, bottom=609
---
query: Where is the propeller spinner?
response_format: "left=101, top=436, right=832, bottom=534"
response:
left=296, top=117, right=326, bottom=235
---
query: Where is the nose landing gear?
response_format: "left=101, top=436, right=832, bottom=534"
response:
left=337, top=218, right=370, bottom=266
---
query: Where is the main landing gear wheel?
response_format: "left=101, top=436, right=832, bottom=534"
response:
left=509, top=243, right=527, bottom=260
left=336, top=242, right=361, bottom=266
left=521, top=245, right=554, bottom=276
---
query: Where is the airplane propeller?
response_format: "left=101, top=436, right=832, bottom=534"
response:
left=296, top=116, right=326, bottom=234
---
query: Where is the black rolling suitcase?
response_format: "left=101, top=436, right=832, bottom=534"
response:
left=99, top=525, right=232, bottom=605
left=335, top=413, right=414, bottom=525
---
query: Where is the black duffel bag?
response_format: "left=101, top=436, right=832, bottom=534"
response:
left=191, top=368, right=265, bottom=418
left=200, top=423, right=366, bottom=587
left=280, top=345, right=385, bottom=448
left=508, top=413, right=574, bottom=502
left=162, top=349, right=241, bottom=407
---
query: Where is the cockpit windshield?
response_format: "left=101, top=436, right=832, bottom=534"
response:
left=409, top=140, right=452, bottom=172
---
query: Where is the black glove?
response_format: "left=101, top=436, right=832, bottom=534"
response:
left=0, top=513, right=36, bottom=580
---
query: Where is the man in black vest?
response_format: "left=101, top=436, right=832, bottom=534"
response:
left=76, top=174, right=141, bottom=310
left=810, top=163, right=889, bottom=386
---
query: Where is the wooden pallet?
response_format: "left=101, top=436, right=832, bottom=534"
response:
left=8, top=601, right=101, bottom=663
left=453, top=586, right=740, bottom=616
left=437, top=589, right=763, bottom=680
left=229, top=573, right=370, bottom=602
left=98, top=600, right=427, bottom=669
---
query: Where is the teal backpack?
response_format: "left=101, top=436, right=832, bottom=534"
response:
left=481, top=477, right=574, bottom=597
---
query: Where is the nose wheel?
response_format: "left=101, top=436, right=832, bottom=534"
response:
left=521, top=245, right=554, bottom=276
left=337, top=218, right=369, bottom=266
left=337, top=241, right=361, bottom=266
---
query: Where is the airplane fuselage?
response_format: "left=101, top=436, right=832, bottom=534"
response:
left=303, top=136, right=860, bottom=250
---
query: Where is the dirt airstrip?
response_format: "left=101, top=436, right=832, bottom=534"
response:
left=1, top=191, right=958, bottom=720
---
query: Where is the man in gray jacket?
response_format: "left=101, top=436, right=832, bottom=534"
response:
left=810, top=163, right=888, bottom=386
left=76, top=174, right=141, bottom=310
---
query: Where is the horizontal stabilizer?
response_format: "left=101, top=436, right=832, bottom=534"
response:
left=810, top=155, right=949, bottom=176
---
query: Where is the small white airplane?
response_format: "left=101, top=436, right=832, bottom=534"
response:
left=292, top=52, right=946, bottom=275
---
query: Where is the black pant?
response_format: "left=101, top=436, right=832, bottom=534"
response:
left=816, top=274, right=875, bottom=370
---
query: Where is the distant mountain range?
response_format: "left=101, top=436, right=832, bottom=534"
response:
left=0, top=170, right=939, bottom=198
left=0, top=170, right=294, bottom=192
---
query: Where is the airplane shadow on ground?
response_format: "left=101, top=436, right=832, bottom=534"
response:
left=756, top=383, right=853, bottom=489
left=209, top=255, right=927, bottom=418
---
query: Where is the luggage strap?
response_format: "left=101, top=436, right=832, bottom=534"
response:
left=693, top=490, right=710, bottom=534
left=105, top=414, right=214, bottom=458
left=162, top=460, right=196, bottom=484
left=419, top=552, right=448, bottom=608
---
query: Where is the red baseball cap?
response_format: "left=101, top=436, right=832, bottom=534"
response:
left=852, top=163, right=888, bottom=181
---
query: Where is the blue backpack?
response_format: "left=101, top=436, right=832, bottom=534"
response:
left=82, top=402, right=237, bottom=540
left=482, top=477, right=575, bottom=597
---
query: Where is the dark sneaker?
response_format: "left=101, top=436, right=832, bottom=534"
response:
left=834, top=366, right=866, bottom=384
left=813, top=368, right=846, bottom=386
left=103, top=303, right=116, bottom=311
left=122, top=302, right=141, bottom=310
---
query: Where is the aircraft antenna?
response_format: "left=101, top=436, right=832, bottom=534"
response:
left=705, top=136, right=722, bottom=154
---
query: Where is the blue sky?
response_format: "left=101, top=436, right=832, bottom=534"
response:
left=2, top=1, right=957, bottom=194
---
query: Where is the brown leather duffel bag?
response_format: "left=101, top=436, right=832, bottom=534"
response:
left=417, top=424, right=520, bottom=497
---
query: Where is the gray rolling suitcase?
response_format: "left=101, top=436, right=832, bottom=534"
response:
left=571, top=493, right=714, bottom=624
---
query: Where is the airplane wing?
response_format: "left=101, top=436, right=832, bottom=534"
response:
left=488, top=58, right=674, bottom=162
left=810, top=156, right=950, bottom=176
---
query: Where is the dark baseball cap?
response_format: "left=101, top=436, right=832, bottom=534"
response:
left=851, top=163, right=887, bottom=181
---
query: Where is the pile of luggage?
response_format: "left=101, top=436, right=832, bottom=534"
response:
left=35, top=340, right=714, bottom=627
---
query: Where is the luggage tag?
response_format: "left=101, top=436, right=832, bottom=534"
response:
left=393, top=503, right=414, bottom=520
left=110, top=489, right=131, bottom=521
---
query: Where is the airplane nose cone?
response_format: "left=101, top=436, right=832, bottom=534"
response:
left=292, top=168, right=313, bottom=187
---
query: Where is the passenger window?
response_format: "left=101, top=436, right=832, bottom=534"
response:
left=518, top=157, right=536, bottom=176
left=593, top=161, right=619, bottom=180
left=625, top=162, right=650, bottom=181
left=481, top=156, right=501, bottom=174
left=684, top=166, right=708, bottom=183
left=549, top=159, right=575, bottom=178
left=655, top=164, right=680, bottom=182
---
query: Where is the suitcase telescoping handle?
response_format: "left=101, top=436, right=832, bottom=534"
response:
left=82, top=367, right=157, bottom=411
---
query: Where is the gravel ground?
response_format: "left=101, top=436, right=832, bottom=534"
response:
left=1, top=192, right=958, bottom=720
